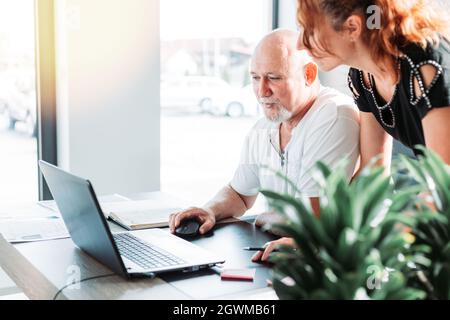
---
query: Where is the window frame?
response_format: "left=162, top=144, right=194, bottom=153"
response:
left=35, top=0, right=57, bottom=200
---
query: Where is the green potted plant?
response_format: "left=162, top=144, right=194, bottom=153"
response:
left=260, top=160, right=427, bottom=300
left=400, top=147, right=450, bottom=300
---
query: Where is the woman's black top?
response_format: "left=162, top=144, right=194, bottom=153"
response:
left=348, top=37, right=450, bottom=155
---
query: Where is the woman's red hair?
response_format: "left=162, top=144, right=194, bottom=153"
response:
left=298, top=0, right=450, bottom=71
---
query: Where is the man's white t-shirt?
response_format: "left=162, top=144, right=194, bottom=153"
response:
left=230, top=86, right=360, bottom=198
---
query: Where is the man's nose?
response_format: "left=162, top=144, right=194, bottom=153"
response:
left=258, top=79, right=271, bottom=97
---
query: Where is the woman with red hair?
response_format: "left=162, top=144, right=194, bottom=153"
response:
left=296, top=0, right=450, bottom=172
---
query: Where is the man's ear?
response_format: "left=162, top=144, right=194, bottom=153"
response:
left=304, top=62, right=318, bottom=86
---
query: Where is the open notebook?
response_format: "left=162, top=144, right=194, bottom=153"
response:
left=39, top=196, right=182, bottom=231
left=101, top=200, right=182, bottom=230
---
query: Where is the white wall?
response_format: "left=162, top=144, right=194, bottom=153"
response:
left=54, top=0, right=160, bottom=195
left=278, top=0, right=298, bottom=31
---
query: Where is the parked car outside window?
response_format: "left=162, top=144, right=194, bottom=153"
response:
left=161, top=76, right=259, bottom=118
left=0, top=68, right=37, bottom=137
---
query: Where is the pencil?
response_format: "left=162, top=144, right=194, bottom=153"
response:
left=242, top=247, right=279, bottom=252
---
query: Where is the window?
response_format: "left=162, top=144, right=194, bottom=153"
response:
left=0, top=0, right=38, bottom=203
left=160, top=0, right=273, bottom=210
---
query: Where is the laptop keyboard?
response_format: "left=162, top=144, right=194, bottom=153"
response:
left=113, top=233, right=186, bottom=270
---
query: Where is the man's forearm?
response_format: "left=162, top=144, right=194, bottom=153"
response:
left=203, top=185, right=254, bottom=221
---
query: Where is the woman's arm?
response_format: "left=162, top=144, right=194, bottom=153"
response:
left=353, top=112, right=393, bottom=178
left=415, top=63, right=450, bottom=164
left=423, top=107, right=450, bottom=164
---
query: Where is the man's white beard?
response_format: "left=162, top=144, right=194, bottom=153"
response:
left=265, top=105, right=292, bottom=123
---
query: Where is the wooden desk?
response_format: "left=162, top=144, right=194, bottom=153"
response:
left=0, top=192, right=278, bottom=300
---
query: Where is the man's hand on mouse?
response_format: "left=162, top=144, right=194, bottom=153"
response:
left=169, top=207, right=216, bottom=235
left=251, top=237, right=295, bottom=262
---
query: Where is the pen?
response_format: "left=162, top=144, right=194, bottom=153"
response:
left=243, top=247, right=279, bottom=252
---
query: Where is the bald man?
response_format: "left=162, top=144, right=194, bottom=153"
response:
left=169, top=29, right=360, bottom=262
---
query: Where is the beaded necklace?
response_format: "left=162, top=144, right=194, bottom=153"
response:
left=360, top=58, right=401, bottom=128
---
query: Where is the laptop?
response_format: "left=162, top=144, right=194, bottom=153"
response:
left=38, top=160, right=225, bottom=278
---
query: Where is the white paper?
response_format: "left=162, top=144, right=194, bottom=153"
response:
left=0, top=217, right=70, bottom=243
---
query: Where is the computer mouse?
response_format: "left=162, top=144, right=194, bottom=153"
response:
left=175, top=218, right=200, bottom=238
